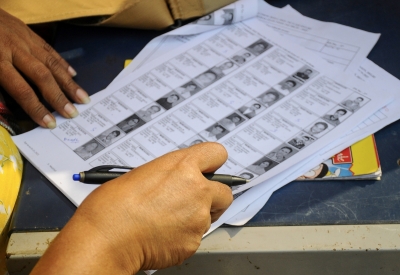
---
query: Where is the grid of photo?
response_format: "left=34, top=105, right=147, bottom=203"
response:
left=50, top=24, right=369, bottom=193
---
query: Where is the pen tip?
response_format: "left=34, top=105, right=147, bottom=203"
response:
left=72, top=174, right=81, bottom=181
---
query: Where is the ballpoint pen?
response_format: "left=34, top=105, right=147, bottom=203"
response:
left=73, top=165, right=249, bottom=187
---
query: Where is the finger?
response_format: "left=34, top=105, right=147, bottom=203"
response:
left=0, top=61, right=56, bottom=128
left=178, top=142, right=231, bottom=222
left=30, top=31, right=78, bottom=77
left=44, top=51, right=90, bottom=104
left=12, top=49, right=80, bottom=119
left=184, top=142, right=228, bottom=173
left=208, top=181, right=233, bottom=223
left=30, top=37, right=90, bottom=104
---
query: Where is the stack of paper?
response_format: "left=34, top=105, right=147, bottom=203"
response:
left=12, top=0, right=400, bottom=237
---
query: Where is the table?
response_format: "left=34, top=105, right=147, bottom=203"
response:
left=6, top=0, right=400, bottom=274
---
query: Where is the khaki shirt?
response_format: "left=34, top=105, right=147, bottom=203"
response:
left=0, top=0, right=237, bottom=29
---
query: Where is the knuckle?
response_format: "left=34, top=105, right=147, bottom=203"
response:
left=198, top=208, right=211, bottom=221
left=222, top=184, right=234, bottom=198
left=32, top=64, right=52, bottom=82
left=42, top=42, right=54, bottom=53
left=13, top=88, right=46, bottom=118
left=48, top=90, right=66, bottom=106
left=177, top=154, right=199, bottom=170
left=29, top=102, right=46, bottom=118
left=12, top=85, right=33, bottom=102
left=185, top=172, right=209, bottom=193
left=184, top=168, right=199, bottom=183
left=46, top=54, right=61, bottom=71
left=197, top=181, right=212, bottom=195
left=61, top=77, right=76, bottom=91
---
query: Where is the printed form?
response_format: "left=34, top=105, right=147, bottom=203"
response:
left=13, top=17, right=393, bottom=210
left=117, top=0, right=379, bottom=81
left=134, top=2, right=399, bottom=228
left=220, top=5, right=400, bottom=226
left=121, top=2, right=395, bottom=154
left=112, top=2, right=400, bottom=226
left=224, top=57, right=400, bottom=226
left=113, top=0, right=259, bottom=83
left=258, top=3, right=379, bottom=72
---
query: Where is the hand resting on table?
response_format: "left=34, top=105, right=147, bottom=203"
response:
left=0, top=8, right=90, bottom=129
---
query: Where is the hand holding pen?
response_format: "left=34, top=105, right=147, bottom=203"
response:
left=73, top=165, right=249, bottom=187
left=33, top=142, right=235, bottom=274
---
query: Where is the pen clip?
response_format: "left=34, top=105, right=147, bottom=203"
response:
left=88, top=165, right=134, bottom=173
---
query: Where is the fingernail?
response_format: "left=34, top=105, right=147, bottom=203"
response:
left=43, top=114, right=56, bottom=129
left=76, top=88, right=90, bottom=104
left=68, top=66, right=77, bottom=77
left=64, top=103, right=79, bottom=118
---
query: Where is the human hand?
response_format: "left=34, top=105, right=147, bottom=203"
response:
left=0, top=8, right=90, bottom=129
left=31, top=142, right=233, bottom=274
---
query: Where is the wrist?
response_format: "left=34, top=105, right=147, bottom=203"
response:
left=70, top=201, right=144, bottom=274
left=31, top=204, right=143, bottom=275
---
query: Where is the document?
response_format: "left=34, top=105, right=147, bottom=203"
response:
left=113, top=0, right=259, bottom=83
left=13, top=17, right=393, bottom=208
left=224, top=57, right=400, bottom=226
left=258, top=2, right=380, bottom=73
left=117, top=1, right=379, bottom=83
left=112, top=2, right=394, bottom=226
left=223, top=6, right=400, bottom=226
left=121, top=2, right=399, bottom=228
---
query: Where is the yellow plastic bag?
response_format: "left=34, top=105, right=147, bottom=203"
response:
left=0, top=126, right=23, bottom=232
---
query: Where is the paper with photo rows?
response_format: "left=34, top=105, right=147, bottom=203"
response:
left=13, top=17, right=393, bottom=208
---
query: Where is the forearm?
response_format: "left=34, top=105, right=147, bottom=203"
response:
left=30, top=209, right=141, bottom=275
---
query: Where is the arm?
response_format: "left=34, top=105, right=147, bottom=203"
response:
left=0, top=8, right=90, bottom=128
left=30, top=142, right=233, bottom=274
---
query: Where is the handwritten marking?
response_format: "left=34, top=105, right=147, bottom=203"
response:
left=64, top=137, right=79, bottom=143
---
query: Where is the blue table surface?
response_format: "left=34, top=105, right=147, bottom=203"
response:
left=9, top=0, right=400, bottom=234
